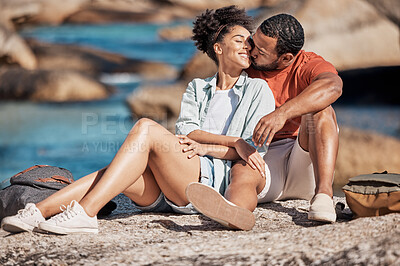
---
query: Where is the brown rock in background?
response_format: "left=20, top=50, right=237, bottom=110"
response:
left=126, top=82, right=186, bottom=131
left=158, top=25, right=193, bottom=41
left=65, top=0, right=269, bottom=24
left=256, top=0, right=400, bottom=70
left=0, top=25, right=37, bottom=69
left=0, top=68, right=111, bottom=101
left=334, top=127, right=400, bottom=192
left=27, top=39, right=178, bottom=80
left=179, top=52, right=217, bottom=83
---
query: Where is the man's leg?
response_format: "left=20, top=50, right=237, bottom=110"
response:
left=299, top=105, right=338, bottom=197
left=299, top=105, right=339, bottom=222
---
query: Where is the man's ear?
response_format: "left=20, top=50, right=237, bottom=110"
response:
left=214, top=43, right=223, bottom=55
left=279, top=53, right=294, bottom=67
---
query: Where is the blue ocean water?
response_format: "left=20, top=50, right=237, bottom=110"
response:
left=1, top=21, right=399, bottom=188
left=21, top=22, right=196, bottom=68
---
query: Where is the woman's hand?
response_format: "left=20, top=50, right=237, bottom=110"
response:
left=176, top=135, right=207, bottom=159
left=234, top=139, right=266, bottom=178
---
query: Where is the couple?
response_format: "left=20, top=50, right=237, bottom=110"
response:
left=1, top=5, right=342, bottom=234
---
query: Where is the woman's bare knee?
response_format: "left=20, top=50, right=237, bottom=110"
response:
left=231, top=160, right=263, bottom=187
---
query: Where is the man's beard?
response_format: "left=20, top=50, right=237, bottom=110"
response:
left=250, top=58, right=279, bottom=71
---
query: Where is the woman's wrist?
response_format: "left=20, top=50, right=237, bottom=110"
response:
left=233, top=138, right=246, bottom=148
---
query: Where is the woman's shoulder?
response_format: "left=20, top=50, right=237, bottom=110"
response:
left=189, top=74, right=217, bottom=88
left=245, top=75, right=270, bottom=88
left=244, top=74, right=272, bottom=93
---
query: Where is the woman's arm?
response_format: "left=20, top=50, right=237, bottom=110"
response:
left=177, top=135, right=266, bottom=177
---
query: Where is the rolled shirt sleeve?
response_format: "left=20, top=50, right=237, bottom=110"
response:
left=242, top=79, right=275, bottom=150
left=175, top=81, right=201, bottom=135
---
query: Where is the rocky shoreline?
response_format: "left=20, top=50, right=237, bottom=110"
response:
left=1, top=194, right=399, bottom=265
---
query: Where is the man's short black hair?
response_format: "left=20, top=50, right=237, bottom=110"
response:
left=259, top=13, right=304, bottom=56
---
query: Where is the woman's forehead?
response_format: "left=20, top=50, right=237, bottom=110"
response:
left=227, top=25, right=250, bottom=37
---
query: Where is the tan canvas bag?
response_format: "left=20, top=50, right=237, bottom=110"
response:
left=342, top=172, right=400, bottom=218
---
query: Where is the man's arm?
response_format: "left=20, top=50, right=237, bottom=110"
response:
left=252, top=72, right=343, bottom=146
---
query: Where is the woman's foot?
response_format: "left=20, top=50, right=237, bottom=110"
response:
left=38, top=200, right=98, bottom=234
left=1, top=203, right=45, bottom=233
left=186, top=182, right=255, bottom=230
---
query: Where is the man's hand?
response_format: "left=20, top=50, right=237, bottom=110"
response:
left=234, top=139, right=265, bottom=178
left=177, top=135, right=207, bottom=159
left=252, top=109, right=287, bottom=147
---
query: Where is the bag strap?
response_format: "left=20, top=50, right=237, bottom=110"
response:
left=34, top=175, right=74, bottom=185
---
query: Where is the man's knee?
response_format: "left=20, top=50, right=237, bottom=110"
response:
left=314, top=106, right=337, bottom=124
left=302, top=106, right=337, bottom=135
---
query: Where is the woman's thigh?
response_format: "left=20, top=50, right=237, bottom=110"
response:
left=122, top=166, right=162, bottom=207
left=136, top=119, right=201, bottom=206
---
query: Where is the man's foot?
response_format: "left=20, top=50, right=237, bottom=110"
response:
left=38, top=200, right=98, bottom=234
left=308, top=193, right=336, bottom=223
left=1, top=203, right=45, bottom=233
left=186, top=183, right=255, bottom=230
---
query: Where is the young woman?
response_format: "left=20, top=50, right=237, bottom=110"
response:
left=1, top=5, right=275, bottom=234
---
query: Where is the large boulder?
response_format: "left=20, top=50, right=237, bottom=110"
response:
left=0, top=68, right=111, bottom=101
left=126, top=82, right=186, bottom=131
left=27, top=40, right=178, bottom=80
left=179, top=52, right=217, bottom=83
left=364, top=0, right=400, bottom=28
left=65, top=0, right=269, bottom=24
left=0, top=24, right=37, bottom=69
left=256, top=0, right=400, bottom=70
left=0, top=0, right=89, bottom=27
left=334, top=127, right=400, bottom=192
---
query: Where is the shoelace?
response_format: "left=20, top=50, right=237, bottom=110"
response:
left=49, top=200, right=78, bottom=223
left=17, top=206, right=35, bottom=218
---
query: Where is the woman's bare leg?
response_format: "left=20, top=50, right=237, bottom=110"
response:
left=36, top=167, right=106, bottom=218
left=36, top=166, right=161, bottom=218
left=78, top=118, right=200, bottom=217
left=225, top=160, right=265, bottom=211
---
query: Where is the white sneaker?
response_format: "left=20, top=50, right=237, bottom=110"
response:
left=38, top=200, right=98, bottom=234
left=186, top=182, right=255, bottom=230
left=1, top=203, right=45, bottom=233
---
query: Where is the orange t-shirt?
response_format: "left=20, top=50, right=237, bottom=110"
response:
left=246, top=50, right=337, bottom=140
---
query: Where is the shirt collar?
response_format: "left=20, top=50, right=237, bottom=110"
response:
left=205, top=71, right=247, bottom=101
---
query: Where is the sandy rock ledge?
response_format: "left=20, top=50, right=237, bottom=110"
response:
left=1, top=194, right=399, bottom=265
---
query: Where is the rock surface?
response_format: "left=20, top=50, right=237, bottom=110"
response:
left=256, top=0, right=400, bottom=70
left=334, top=127, right=400, bottom=192
left=0, top=68, right=112, bottom=102
left=65, top=0, right=268, bottom=24
left=28, top=39, right=178, bottom=80
left=0, top=194, right=399, bottom=265
left=0, top=25, right=37, bottom=69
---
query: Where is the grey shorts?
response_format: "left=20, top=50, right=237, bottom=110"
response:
left=131, top=156, right=214, bottom=214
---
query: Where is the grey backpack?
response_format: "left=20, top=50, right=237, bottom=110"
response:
left=0, top=165, right=74, bottom=221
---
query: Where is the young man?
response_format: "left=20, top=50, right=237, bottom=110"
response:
left=186, top=13, right=342, bottom=227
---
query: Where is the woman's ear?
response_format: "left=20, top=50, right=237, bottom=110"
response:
left=214, top=43, right=223, bottom=55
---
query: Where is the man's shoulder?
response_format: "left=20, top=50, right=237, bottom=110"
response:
left=300, top=50, right=324, bottom=59
left=297, top=50, right=334, bottom=67
left=295, top=50, right=337, bottom=75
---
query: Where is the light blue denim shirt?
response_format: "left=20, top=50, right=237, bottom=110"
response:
left=175, top=71, right=275, bottom=194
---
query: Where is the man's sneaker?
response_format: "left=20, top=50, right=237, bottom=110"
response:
left=308, top=193, right=337, bottom=223
left=1, top=203, right=45, bottom=233
left=38, top=200, right=98, bottom=234
left=186, top=182, right=255, bottom=230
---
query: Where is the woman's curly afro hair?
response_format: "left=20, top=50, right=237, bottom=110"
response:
left=192, top=5, right=253, bottom=64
